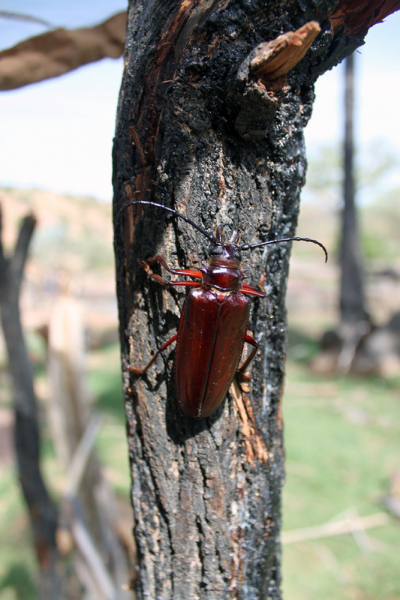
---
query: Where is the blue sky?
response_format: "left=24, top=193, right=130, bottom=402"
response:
left=0, top=3, right=399, bottom=201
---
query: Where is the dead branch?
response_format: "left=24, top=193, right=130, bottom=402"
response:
left=0, top=11, right=127, bottom=90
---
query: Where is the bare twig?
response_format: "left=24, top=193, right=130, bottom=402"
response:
left=70, top=513, right=117, bottom=600
left=64, top=414, right=103, bottom=498
left=281, top=512, right=388, bottom=545
left=0, top=11, right=53, bottom=27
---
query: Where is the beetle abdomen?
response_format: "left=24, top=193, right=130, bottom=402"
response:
left=175, top=288, right=250, bottom=417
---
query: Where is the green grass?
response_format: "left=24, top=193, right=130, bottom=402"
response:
left=282, top=355, right=400, bottom=600
left=0, top=469, right=38, bottom=599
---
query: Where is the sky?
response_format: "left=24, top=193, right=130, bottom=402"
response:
left=0, top=3, right=400, bottom=201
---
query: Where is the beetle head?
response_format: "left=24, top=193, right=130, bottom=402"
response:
left=209, top=224, right=242, bottom=267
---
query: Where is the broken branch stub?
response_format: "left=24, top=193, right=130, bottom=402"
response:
left=249, top=21, right=321, bottom=83
left=233, top=21, right=321, bottom=141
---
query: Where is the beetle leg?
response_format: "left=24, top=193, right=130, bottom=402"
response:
left=128, top=333, right=178, bottom=376
left=140, top=261, right=202, bottom=289
left=139, top=258, right=203, bottom=288
left=237, top=334, right=258, bottom=381
left=168, top=281, right=202, bottom=288
left=241, top=283, right=266, bottom=298
left=257, top=273, right=266, bottom=295
left=145, top=255, right=203, bottom=279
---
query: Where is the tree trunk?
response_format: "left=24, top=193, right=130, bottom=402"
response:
left=112, top=1, right=398, bottom=597
left=339, top=53, right=369, bottom=328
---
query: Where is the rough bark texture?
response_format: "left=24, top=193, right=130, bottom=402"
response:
left=339, top=53, right=369, bottom=326
left=112, top=1, right=398, bottom=598
left=0, top=212, right=61, bottom=599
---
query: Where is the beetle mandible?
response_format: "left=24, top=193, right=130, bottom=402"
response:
left=122, top=200, right=327, bottom=418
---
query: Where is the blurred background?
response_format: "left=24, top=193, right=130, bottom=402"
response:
left=0, top=2, right=400, bottom=599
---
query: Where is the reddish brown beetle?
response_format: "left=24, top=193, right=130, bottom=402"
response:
left=122, top=201, right=327, bottom=418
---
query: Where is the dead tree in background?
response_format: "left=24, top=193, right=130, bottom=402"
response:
left=339, top=53, right=370, bottom=330
left=112, top=2, right=400, bottom=598
left=0, top=210, right=61, bottom=599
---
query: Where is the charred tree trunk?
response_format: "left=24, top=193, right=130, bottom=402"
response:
left=339, top=53, right=369, bottom=328
left=0, top=211, right=61, bottom=599
left=112, top=1, right=399, bottom=598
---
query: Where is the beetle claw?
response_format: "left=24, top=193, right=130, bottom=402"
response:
left=127, top=365, right=142, bottom=376
left=236, top=371, right=251, bottom=393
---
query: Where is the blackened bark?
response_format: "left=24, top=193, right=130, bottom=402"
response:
left=339, top=53, right=369, bottom=326
left=0, top=212, right=61, bottom=599
left=112, top=1, right=397, bottom=598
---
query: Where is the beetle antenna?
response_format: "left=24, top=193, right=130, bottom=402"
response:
left=118, top=200, right=217, bottom=244
left=240, top=236, right=328, bottom=262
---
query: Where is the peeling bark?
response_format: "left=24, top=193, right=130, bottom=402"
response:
left=112, top=1, right=398, bottom=598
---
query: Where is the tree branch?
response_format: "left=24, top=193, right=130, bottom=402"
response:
left=0, top=11, right=127, bottom=90
left=0, top=10, right=54, bottom=28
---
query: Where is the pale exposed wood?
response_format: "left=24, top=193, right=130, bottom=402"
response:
left=250, top=21, right=321, bottom=82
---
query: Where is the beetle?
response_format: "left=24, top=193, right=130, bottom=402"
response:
left=121, top=200, right=327, bottom=418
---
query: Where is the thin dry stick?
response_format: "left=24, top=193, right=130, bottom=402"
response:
left=344, top=507, right=374, bottom=552
left=71, top=516, right=117, bottom=600
left=64, top=414, right=103, bottom=498
left=61, top=414, right=130, bottom=599
left=281, top=512, right=388, bottom=545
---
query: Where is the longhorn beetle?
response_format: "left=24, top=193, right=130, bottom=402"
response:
left=121, top=200, right=327, bottom=418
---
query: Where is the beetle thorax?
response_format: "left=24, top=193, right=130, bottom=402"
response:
left=202, top=259, right=243, bottom=291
